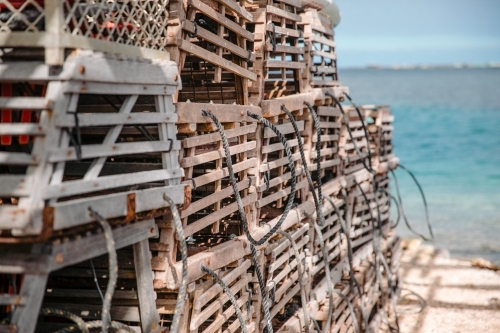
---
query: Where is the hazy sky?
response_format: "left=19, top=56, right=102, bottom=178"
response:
left=334, top=0, right=500, bottom=67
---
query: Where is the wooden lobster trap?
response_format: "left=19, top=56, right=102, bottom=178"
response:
left=167, top=0, right=257, bottom=105
left=0, top=0, right=171, bottom=65
left=156, top=256, right=259, bottom=333
left=150, top=103, right=261, bottom=288
left=262, top=209, right=312, bottom=332
left=247, top=0, right=305, bottom=102
left=339, top=105, right=371, bottom=176
left=0, top=51, right=184, bottom=239
left=301, top=9, right=339, bottom=91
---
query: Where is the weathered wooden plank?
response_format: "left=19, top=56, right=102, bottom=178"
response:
left=182, top=123, right=256, bottom=148
left=48, top=140, right=181, bottom=163
left=188, top=0, right=254, bottom=41
left=266, top=5, right=302, bottom=22
left=255, top=179, right=308, bottom=208
left=176, top=103, right=261, bottom=123
left=0, top=151, right=37, bottom=165
left=45, top=168, right=184, bottom=199
left=261, top=138, right=302, bottom=154
left=0, top=175, right=33, bottom=196
left=0, top=123, right=45, bottom=135
left=266, top=43, right=304, bottom=54
left=317, top=106, right=341, bottom=117
left=215, top=0, right=253, bottom=21
left=183, top=158, right=256, bottom=189
left=310, top=66, right=337, bottom=74
left=0, top=97, right=49, bottom=110
left=52, top=184, right=184, bottom=230
left=266, top=24, right=301, bottom=38
left=258, top=152, right=301, bottom=172
left=54, top=112, right=177, bottom=127
left=311, top=134, right=339, bottom=143
left=263, top=121, right=304, bottom=138
left=309, top=34, right=336, bottom=48
left=180, top=141, right=255, bottom=168
left=265, top=61, right=306, bottom=69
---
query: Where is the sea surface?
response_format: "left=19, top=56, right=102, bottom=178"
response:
left=339, top=68, right=500, bottom=264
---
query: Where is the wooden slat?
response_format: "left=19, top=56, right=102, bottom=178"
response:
left=0, top=175, right=33, bottom=196
left=258, top=152, right=301, bottom=172
left=45, top=168, right=184, bottom=199
left=310, top=66, right=337, bottom=74
left=182, top=158, right=256, bottom=189
left=311, top=133, right=339, bottom=143
left=180, top=141, right=255, bottom=168
left=311, top=49, right=337, bottom=60
left=52, top=184, right=185, bottom=230
left=215, top=0, right=253, bottom=21
left=255, top=179, right=308, bottom=208
left=49, top=140, right=181, bottom=163
left=265, top=60, right=306, bottom=69
left=176, top=103, right=261, bottom=123
left=273, top=0, right=302, bottom=8
left=266, top=5, right=302, bottom=22
left=0, top=97, right=49, bottom=110
left=309, top=34, right=336, bottom=48
left=266, top=43, right=304, bottom=54
left=182, top=123, right=256, bottom=148
left=183, top=21, right=255, bottom=62
left=266, top=23, right=301, bottom=38
left=263, top=121, right=304, bottom=138
left=0, top=151, right=37, bottom=165
left=54, top=112, right=177, bottom=127
left=188, top=0, right=254, bottom=41
left=0, top=123, right=45, bottom=135
left=317, top=106, right=341, bottom=117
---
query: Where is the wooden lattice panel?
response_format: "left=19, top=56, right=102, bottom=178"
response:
left=315, top=280, right=358, bottom=333
left=263, top=218, right=311, bottom=332
left=167, top=0, right=256, bottom=105
left=301, top=9, right=339, bottom=90
left=0, top=52, right=184, bottom=238
left=0, top=0, right=172, bottom=63
left=380, top=107, right=394, bottom=163
left=340, top=106, right=370, bottom=176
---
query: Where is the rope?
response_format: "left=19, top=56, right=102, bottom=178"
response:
left=304, top=101, right=323, bottom=207
left=325, top=92, right=375, bottom=174
left=87, top=208, right=118, bottom=333
left=276, top=230, right=310, bottom=333
left=89, top=259, right=104, bottom=303
left=378, top=188, right=401, bottom=228
left=202, top=109, right=296, bottom=245
left=390, top=169, right=431, bottom=241
left=397, top=165, right=434, bottom=239
left=250, top=245, right=273, bottom=333
left=163, top=194, right=188, bottom=333
left=280, top=105, right=325, bottom=226
left=200, top=265, right=248, bottom=333
left=40, top=308, right=89, bottom=333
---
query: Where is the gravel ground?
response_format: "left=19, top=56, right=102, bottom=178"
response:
left=395, top=240, right=500, bottom=333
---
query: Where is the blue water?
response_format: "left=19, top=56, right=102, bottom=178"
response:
left=340, top=68, right=500, bottom=264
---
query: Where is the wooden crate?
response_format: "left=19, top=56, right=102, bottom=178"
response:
left=263, top=212, right=311, bottom=332
left=248, top=0, right=305, bottom=102
left=150, top=103, right=260, bottom=287
left=0, top=0, right=171, bottom=65
left=339, top=106, right=370, bottom=176
left=167, top=0, right=256, bottom=105
left=301, top=9, right=339, bottom=91
left=0, top=51, right=184, bottom=239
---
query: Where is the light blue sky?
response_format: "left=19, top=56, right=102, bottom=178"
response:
left=334, top=0, right=500, bottom=67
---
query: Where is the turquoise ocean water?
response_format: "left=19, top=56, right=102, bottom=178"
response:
left=340, top=68, right=500, bottom=263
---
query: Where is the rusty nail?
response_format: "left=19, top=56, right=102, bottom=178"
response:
left=78, top=65, right=85, bottom=74
left=240, top=110, right=244, bottom=116
left=173, top=74, right=178, bottom=81
left=56, top=253, right=64, bottom=263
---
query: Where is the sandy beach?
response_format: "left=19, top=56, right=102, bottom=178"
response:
left=395, top=240, right=500, bottom=333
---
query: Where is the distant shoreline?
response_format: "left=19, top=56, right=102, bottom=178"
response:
left=340, top=63, right=500, bottom=71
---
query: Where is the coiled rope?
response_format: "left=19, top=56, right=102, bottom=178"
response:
left=163, top=194, right=188, bottom=333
